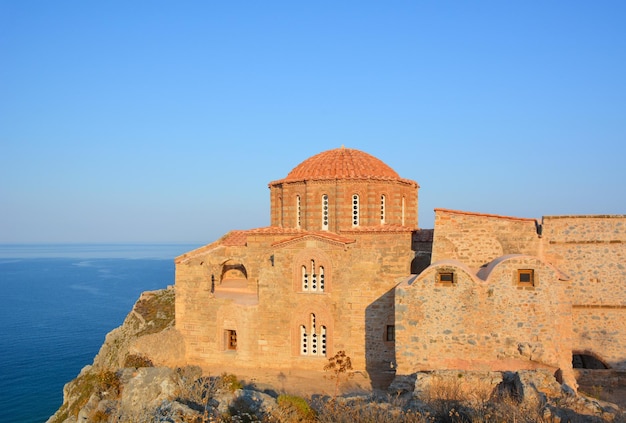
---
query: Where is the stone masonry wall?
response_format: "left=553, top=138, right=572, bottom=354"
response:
left=431, top=209, right=540, bottom=270
left=394, top=255, right=574, bottom=385
left=175, top=230, right=415, bottom=373
left=572, top=308, right=626, bottom=369
left=269, top=179, right=418, bottom=231
left=542, top=215, right=626, bottom=369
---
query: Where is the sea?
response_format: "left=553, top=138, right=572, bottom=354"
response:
left=0, top=243, right=202, bottom=423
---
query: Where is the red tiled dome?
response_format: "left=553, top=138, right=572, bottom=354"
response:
left=282, top=147, right=400, bottom=182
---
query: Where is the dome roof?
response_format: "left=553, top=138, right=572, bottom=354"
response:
left=279, top=147, right=401, bottom=183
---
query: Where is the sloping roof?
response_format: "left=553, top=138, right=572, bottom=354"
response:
left=435, top=208, right=538, bottom=223
left=175, top=227, right=357, bottom=262
left=271, top=230, right=356, bottom=248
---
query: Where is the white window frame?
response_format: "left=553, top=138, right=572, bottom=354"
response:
left=352, top=194, right=359, bottom=227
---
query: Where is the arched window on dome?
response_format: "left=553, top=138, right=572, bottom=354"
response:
left=296, top=195, right=301, bottom=229
left=322, top=194, right=329, bottom=230
left=352, top=194, right=360, bottom=227
left=380, top=194, right=386, bottom=225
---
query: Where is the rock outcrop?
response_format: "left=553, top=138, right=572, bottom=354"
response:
left=48, top=287, right=625, bottom=422
left=47, top=288, right=188, bottom=423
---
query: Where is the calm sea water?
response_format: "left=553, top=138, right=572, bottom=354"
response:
left=0, top=244, right=201, bottom=423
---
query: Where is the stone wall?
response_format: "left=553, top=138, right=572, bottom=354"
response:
left=269, top=179, right=418, bottom=231
left=431, top=209, right=540, bottom=270
left=542, top=215, right=626, bottom=305
left=394, top=255, right=574, bottom=385
left=175, top=230, right=415, bottom=373
left=542, top=215, right=626, bottom=369
left=572, top=308, right=626, bottom=369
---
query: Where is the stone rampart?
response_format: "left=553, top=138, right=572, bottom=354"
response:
left=395, top=255, right=575, bottom=386
left=431, top=209, right=540, bottom=270
left=542, top=215, right=626, bottom=305
left=542, top=215, right=626, bottom=369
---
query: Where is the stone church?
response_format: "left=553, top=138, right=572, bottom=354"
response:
left=174, top=147, right=626, bottom=389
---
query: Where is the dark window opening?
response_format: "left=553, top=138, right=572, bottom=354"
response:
left=518, top=269, right=534, bottom=286
left=226, top=330, right=237, bottom=350
left=386, top=325, right=395, bottom=342
left=437, top=271, right=454, bottom=284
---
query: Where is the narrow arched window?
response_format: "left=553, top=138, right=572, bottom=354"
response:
left=322, top=194, right=329, bottom=230
left=300, top=325, right=308, bottom=355
left=301, top=265, right=309, bottom=291
left=301, top=261, right=325, bottom=293
left=352, top=194, right=359, bottom=227
left=311, top=260, right=317, bottom=291
left=310, top=313, right=318, bottom=355
left=380, top=194, right=386, bottom=224
left=299, top=313, right=327, bottom=356
left=402, top=196, right=406, bottom=226
left=296, top=195, right=301, bottom=229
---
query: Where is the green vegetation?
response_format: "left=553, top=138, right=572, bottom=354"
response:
left=51, top=368, right=121, bottom=422
left=277, top=394, right=316, bottom=422
left=221, top=372, right=244, bottom=392
left=133, top=288, right=175, bottom=336
left=49, top=365, right=626, bottom=423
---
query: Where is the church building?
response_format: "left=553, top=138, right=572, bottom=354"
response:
left=174, top=147, right=626, bottom=389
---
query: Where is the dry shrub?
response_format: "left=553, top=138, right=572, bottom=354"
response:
left=89, top=408, right=110, bottom=423
left=221, top=372, right=244, bottom=392
left=323, top=350, right=354, bottom=398
left=275, top=394, right=316, bottom=422
left=96, top=369, right=121, bottom=396
left=123, top=353, right=154, bottom=368
left=173, top=365, right=222, bottom=420
left=312, top=397, right=430, bottom=423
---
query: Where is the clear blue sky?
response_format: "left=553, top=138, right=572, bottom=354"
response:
left=1, top=1, right=625, bottom=243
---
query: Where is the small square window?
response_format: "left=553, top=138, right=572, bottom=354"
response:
left=226, top=330, right=237, bottom=350
left=386, top=325, right=395, bottom=342
left=518, top=269, right=534, bottom=286
left=437, top=271, right=455, bottom=285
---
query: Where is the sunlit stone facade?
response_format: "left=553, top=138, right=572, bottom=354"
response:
left=174, top=147, right=626, bottom=390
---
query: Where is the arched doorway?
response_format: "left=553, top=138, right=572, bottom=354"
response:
left=573, top=352, right=609, bottom=369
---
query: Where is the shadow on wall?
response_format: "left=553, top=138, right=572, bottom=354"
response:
left=365, top=288, right=396, bottom=390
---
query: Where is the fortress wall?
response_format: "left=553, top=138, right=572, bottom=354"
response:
left=572, top=307, right=626, bottom=369
left=395, top=256, right=573, bottom=379
left=542, top=215, right=626, bottom=305
left=541, top=215, right=626, bottom=370
left=431, top=209, right=540, bottom=270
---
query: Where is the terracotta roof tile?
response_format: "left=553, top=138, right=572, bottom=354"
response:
left=341, top=224, right=416, bottom=233
left=269, top=147, right=415, bottom=185
left=221, top=230, right=249, bottom=246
